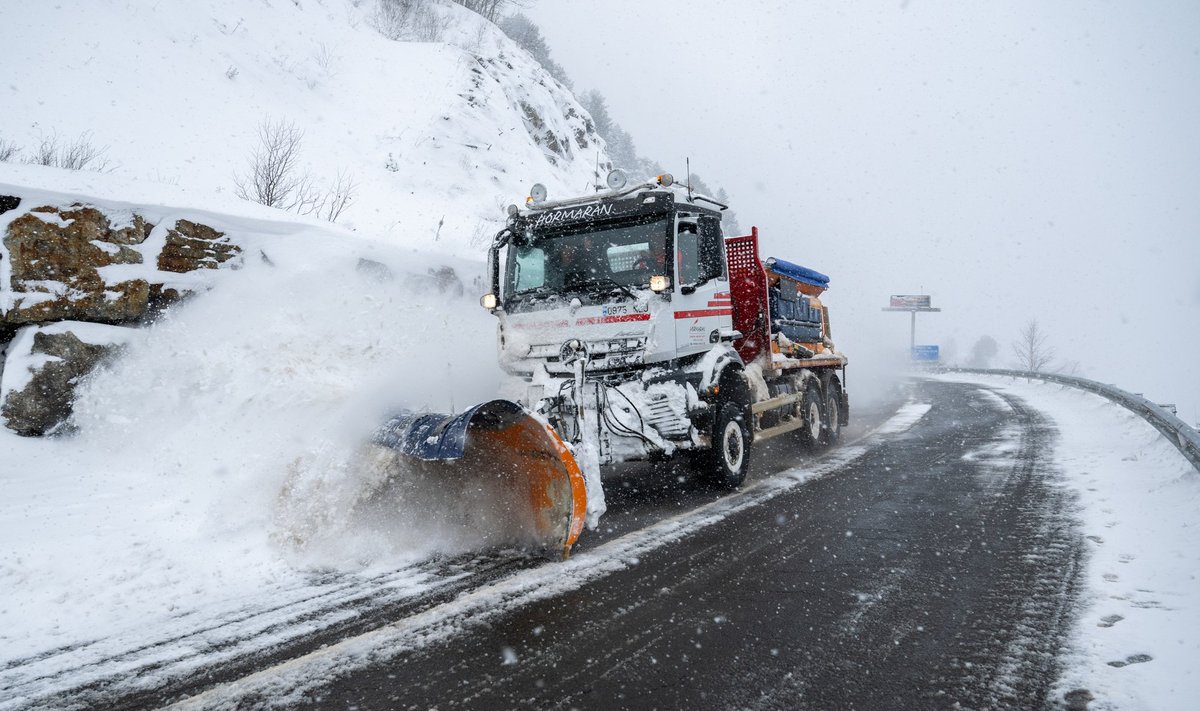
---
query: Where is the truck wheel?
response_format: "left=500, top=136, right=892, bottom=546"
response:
left=704, top=401, right=750, bottom=489
left=821, top=385, right=842, bottom=447
left=798, top=381, right=824, bottom=450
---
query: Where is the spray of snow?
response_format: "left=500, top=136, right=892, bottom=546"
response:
left=0, top=194, right=516, bottom=661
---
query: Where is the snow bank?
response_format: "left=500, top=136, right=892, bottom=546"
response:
left=935, top=373, right=1199, bottom=710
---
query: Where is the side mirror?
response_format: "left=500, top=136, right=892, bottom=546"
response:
left=680, top=285, right=696, bottom=295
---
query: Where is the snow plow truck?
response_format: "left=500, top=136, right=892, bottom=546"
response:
left=375, top=172, right=849, bottom=558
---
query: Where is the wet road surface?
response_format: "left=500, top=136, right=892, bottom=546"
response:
left=236, top=379, right=1083, bottom=710
left=18, top=380, right=1084, bottom=710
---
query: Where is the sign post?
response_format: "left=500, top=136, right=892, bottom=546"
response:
left=882, top=295, right=942, bottom=357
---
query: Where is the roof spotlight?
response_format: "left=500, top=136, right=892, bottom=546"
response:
left=657, top=173, right=674, bottom=187
left=606, top=169, right=627, bottom=190
left=530, top=183, right=548, bottom=203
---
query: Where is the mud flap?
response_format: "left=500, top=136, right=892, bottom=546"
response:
left=374, top=400, right=587, bottom=558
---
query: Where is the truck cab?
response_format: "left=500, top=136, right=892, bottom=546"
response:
left=485, top=180, right=735, bottom=380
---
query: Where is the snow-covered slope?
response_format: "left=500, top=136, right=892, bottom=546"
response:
left=0, top=0, right=607, bottom=257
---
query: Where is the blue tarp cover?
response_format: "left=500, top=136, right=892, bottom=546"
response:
left=765, top=257, right=830, bottom=290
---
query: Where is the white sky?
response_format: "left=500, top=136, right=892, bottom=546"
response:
left=527, top=0, right=1200, bottom=421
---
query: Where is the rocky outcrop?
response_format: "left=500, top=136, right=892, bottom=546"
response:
left=3, top=205, right=152, bottom=324
left=157, top=219, right=241, bottom=273
left=0, top=200, right=244, bottom=436
left=1, top=323, right=133, bottom=436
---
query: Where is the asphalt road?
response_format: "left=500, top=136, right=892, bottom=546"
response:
left=26, top=378, right=1084, bottom=710
left=259, top=379, right=1084, bottom=710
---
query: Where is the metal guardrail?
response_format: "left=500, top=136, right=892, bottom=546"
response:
left=940, top=367, right=1200, bottom=473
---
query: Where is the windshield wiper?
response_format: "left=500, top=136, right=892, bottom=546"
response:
left=573, top=277, right=637, bottom=301
left=514, top=285, right=561, bottom=302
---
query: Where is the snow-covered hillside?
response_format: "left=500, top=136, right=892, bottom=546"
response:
left=0, top=0, right=608, bottom=257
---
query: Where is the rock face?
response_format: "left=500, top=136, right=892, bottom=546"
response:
left=2, top=205, right=152, bottom=324
left=1, top=324, right=132, bottom=436
left=158, top=219, right=241, bottom=273
left=0, top=200, right=243, bottom=436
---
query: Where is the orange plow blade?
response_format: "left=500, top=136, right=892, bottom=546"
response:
left=374, top=400, right=587, bottom=557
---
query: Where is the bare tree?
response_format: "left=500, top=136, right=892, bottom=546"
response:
left=234, top=119, right=308, bottom=209
left=234, top=118, right=357, bottom=223
left=1011, top=320, right=1055, bottom=372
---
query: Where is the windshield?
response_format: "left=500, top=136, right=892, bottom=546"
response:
left=505, top=218, right=669, bottom=301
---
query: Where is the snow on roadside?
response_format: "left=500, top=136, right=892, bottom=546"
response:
left=934, top=373, right=1199, bottom=710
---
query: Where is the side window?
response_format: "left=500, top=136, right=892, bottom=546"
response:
left=513, top=246, right=546, bottom=291
left=676, top=220, right=700, bottom=286
left=698, top=216, right=724, bottom=282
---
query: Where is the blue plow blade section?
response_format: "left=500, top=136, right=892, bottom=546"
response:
left=374, top=400, right=524, bottom=460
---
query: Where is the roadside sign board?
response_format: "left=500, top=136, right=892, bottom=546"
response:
left=890, top=295, right=931, bottom=309
left=911, top=345, right=940, bottom=362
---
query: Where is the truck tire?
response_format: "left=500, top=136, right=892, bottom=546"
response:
left=798, top=381, right=824, bottom=450
left=703, top=401, right=750, bottom=489
left=821, top=383, right=842, bottom=447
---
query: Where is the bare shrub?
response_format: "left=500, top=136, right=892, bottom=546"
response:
left=0, top=137, right=19, bottom=162
left=22, top=132, right=112, bottom=172
left=313, top=43, right=335, bottom=75
left=371, top=0, right=449, bottom=42
left=412, top=5, right=452, bottom=42
left=450, top=0, right=523, bottom=22
left=320, top=169, right=358, bottom=223
left=371, top=0, right=416, bottom=40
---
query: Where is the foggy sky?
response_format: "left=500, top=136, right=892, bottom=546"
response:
left=528, top=0, right=1200, bottom=422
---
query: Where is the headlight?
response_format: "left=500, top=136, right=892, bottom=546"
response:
left=480, top=293, right=498, bottom=310
left=649, top=275, right=671, bottom=293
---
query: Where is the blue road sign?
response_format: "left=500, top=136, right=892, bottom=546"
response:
left=911, top=345, right=940, bottom=362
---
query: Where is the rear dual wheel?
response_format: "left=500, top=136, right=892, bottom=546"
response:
left=822, top=384, right=843, bottom=447
left=798, top=382, right=824, bottom=450
left=798, top=380, right=842, bottom=450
